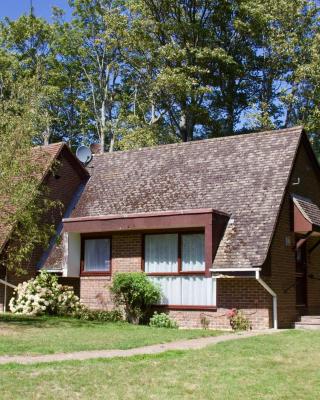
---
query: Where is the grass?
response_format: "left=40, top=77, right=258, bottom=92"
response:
left=0, top=313, right=224, bottom=356
left=1, top=330, right=320, bottom=399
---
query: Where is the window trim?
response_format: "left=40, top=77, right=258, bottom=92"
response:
left=142, top=231, right=205, bottom=276
left=80, top=234, right=112, bottom=276
left=155, top=305, right=217, bottom=311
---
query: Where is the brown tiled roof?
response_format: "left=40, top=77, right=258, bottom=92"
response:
left=42, top=236, right=65, bottom=271
left=71, top=126, right=304, bottom=268
left=0, top=143, right=65, bottom=253
left=293, top=195, right=320, bottom=227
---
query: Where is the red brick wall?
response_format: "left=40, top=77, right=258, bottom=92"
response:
left=268, top=140, right=320, bottom=327
left=80, top=233, right=142, bottom=310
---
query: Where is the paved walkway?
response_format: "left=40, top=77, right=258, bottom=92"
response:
left=0, top=329, right=280, bottom=365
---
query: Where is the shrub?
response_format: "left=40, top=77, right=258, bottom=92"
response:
left=110, top=272, right=161, bottom=324
left=227, top=308, right=251, bottom=331
left=149, top=312, right=178, bottom=329
left=9, top=271, right=82, bottom=316
left=73, top=308, right=123, bottom=322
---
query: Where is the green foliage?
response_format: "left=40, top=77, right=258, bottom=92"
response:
left=2, top=1, right=320, bottom=152
left=149, top=312, right=178, bottom=329
left=0, top=67, right=60, bottom=273
left=9, top=271, right=82, bottom=316
left=73, top=308, right=123, bottom=322
left=2, top=0, right=320, bottom=152
left=110, top=272, right=161, bottom=324
left=0, top=14, right=61, bottom=144
left=227, top=308, right=251, bottom=331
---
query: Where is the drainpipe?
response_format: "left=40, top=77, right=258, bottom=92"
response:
left=211, top=268, right=278, bottom=329
left=3, top=271, right=7, bottom=313
left=255, top=270, right=278, bottom=330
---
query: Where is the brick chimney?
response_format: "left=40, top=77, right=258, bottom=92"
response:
left=90, top=143, right=102, bottom=154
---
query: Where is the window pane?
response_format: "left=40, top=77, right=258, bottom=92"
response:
left=145, top=234, right=178, bottom=273
left=182, top=234, right=205, bottom=271
left=149, top=276, right=216, bottom=306
left=84, top=239, right=110, bottom=272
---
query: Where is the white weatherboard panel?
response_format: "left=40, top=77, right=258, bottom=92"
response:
left=63, top=232, right=81, bottom=277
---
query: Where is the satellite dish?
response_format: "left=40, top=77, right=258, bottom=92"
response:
left=76, top=145, right=92, bottom=165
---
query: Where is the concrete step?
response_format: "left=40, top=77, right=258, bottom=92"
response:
left=295, top=322, right=320, bottom=330
left=300, top=315, right=320, bottom=324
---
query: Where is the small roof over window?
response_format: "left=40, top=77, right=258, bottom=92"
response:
left=293, top=195, right=320, bottom=235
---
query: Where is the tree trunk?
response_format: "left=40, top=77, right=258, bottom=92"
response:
left=42, top=128, right=50, bottom=146
left=179, top=111, right=188, bottom=142
left=226, top=105, right=234, bottom=135
left=100, top=101, right=106, bottom=153
left=109, top=132, right=114, bottom=152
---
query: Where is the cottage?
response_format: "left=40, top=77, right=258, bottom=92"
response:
left=2, top=126, right=320, bottom=329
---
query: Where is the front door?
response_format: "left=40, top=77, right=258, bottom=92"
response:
left=296, top=242, right=308, bottom=307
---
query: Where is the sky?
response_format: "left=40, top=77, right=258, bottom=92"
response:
left=0, top=0, right=72, bottom=22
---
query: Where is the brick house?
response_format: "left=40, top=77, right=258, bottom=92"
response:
left=0, top=142, right=89, bottom=310
left=2, top=126, right=320, bottom=329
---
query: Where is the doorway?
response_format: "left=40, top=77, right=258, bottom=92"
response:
left=296, top=242, right=307, bottom=307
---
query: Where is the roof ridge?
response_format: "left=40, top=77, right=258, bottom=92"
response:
left=92, top=125, right=303, bottom=158
left=34, top=142, right=65, bottom=150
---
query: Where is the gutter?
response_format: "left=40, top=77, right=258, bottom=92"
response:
left=210, top=268, right=278, bottom=329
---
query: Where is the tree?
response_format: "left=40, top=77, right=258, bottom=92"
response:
left=2, top=0, right=320, bottom=153
left=0, top=61, right=58, bottom=273
left=0, top=14, right=60, bottom=145
left=117, top=0, right=279, bottom=141
left=244, top=0, right=320, bottom=133
left=53, top=0, right=128, bottom=153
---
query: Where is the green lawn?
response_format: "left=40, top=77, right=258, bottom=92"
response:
left=0, top=331, right=320, bottom=400
left=1, top=330, right=320, bottom=399
left=0, top=314, right=223, bottom=356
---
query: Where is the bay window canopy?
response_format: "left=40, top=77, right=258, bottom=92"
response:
left=63, top=208, right=230, bottom=279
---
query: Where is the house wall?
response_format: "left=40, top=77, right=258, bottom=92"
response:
left=267, top=140, right=320, bottom=328
left=79, top=232, right=272, bottom=330
left=80, top=233, right=142, bottom=309
left=0, top=149, right=85, bottom=311
left=161, top=279, right=271, bottom=329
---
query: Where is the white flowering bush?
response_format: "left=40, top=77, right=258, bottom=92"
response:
left=9, top=271, right=82, bottom=316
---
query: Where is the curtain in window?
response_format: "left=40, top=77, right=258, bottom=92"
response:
left=181, top=233, right=205, bottom=271
left=84, top=239, right=110, bottom=272
left=149, top=276, right=216, bottom=306
left=145, top=234, right=178, bottom=273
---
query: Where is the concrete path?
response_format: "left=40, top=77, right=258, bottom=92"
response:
left=0, top=329, right=280, bottom=365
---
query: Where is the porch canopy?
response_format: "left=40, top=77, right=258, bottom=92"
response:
left=293, top=195, right=320, bottom=236
left=62, top=208, right=230, bottom=277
